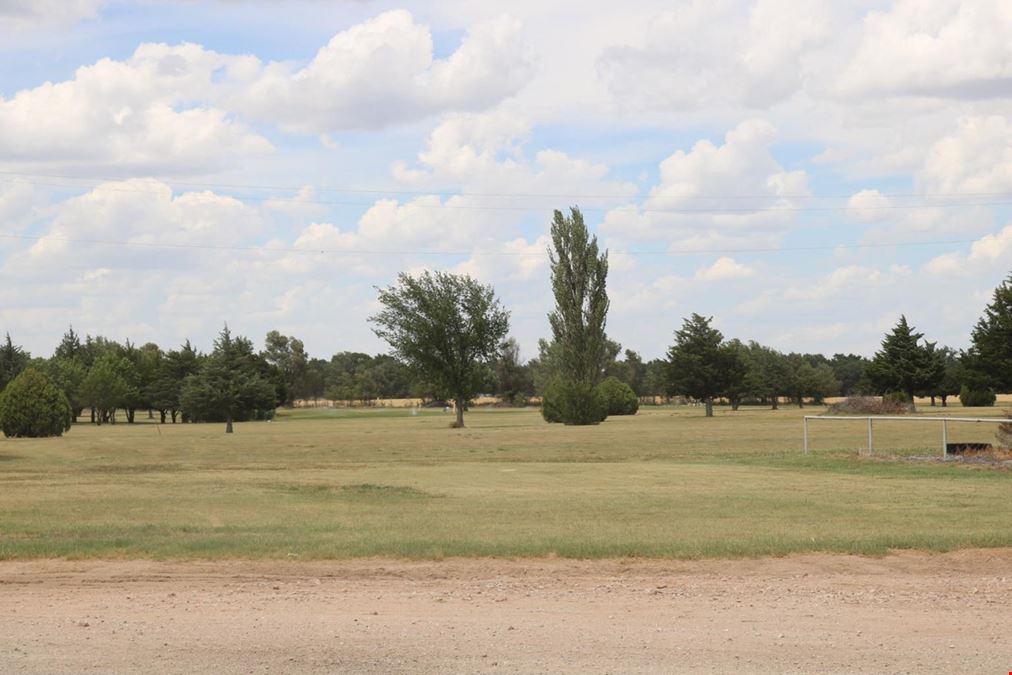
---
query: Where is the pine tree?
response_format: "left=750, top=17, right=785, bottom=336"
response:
left=866, top=316, right=933, bottom=400
left=968, top=274, right=1012, bottom=392
left=666, top=314, right=744, bottom=417
left=180, top=326, right=276, bottom=433
left=0, top=333, right=29, bottom=392
left=53, top=325, right=82, bottom=362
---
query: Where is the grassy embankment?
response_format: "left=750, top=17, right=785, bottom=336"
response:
left=0, top=404, right=1009, bottom=559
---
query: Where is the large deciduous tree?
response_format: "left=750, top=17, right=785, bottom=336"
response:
left=370, top=271, right=510, bottom=428
left=543, top=206, right=611, bottom=424
left=666, top=314, right=744, bottom=417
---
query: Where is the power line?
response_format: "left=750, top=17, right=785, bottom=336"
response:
left=2, top=175, right=1009, bottom=214
left=0, top=231, right=983, bottom=258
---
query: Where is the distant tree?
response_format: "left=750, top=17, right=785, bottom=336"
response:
left=528, top=338, right=561, bottom=396
left=180, top=326, right=276, bottom=433
left=367, top=355, right=413, bottom=399
left=866, top=316, right=935, bottom=401
left=642, top=359, right=670, bottom=402
left=0, top=368, right=72, bottom=438
left=53, top=325, right=83, bottom=362
left=967, top=274, right=1012, bottom=393
left=494, top=338, right=533, bottom=405
left=263, top=331, right=309, bottom=406
left=34, top=357, right=87, bottom=419
left=916, top=342, right=947, bottom=406
left=934, top=347, right=962, bottom=407
left=370, top=271, right=510, bottom=428
left=666, top=314, right=745, bottom=417
left=828, top=353, right=871, bottom=397
left=80, top=354, right=129, bottom=425
left=722, top=339, right=751, bottom=410
left=152, top=341, right=201, bottom=422
left=544, top=206, right=611, bottom=424
left=794, top=361, right=840, bottom=406
left=302, top=358, right=329, bottom=403
left=611, top=349, right=647, bottom=396
left=743, top=342, right=791, bottom=409
left=0, top=333, right=30, bottom=392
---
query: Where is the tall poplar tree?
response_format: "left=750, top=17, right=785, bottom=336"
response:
left=544, top=206, right=611, bottom=424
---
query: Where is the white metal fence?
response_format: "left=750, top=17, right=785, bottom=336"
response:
left=802, top=415, right=1008, bottom=457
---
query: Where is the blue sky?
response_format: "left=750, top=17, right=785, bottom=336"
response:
left=0, top=0, right=1010, bottom=361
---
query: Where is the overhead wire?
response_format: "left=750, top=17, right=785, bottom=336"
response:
left=0, top=172, right=1010, bottom=214
left=0, top=231, right=985, bottom=258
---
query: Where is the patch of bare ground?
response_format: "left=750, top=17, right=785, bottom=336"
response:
left=2, top=550, right=1011, bottom=674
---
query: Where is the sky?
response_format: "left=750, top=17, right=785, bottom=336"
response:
left=0, top=0, right=1010, bottom=361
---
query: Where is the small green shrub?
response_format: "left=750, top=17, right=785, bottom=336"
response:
left=541, top=378, right=607, bottom=425
left=0, top=368, right=73, bottom=438
left=960, top=385, right=996, bottom=407
left=598, top=376, right=639, bottom=416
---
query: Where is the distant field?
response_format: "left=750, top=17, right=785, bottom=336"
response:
left=0, top=405, right=1009, bottom=560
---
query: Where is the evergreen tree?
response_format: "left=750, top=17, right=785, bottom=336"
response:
left=0, top=368, right=72, bottom=438
left=152, top=341, right=201, bottom=423
left=967, top=274, right=1012, bottom=392
left=53, top=325, right=82, bottom=362
left=180, top=326, right=277, bottom=433
left=866, top=316, right=934, bottom=400
left=666, top=314, right=745, bottom=417
left=0, top=333, right=29, bottom=392
left=34, top=357, right=87, bottom=419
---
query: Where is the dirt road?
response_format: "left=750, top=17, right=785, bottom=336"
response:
left=2, top=550, right=1010, bottom=673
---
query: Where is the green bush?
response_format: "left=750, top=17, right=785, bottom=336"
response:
left=0, top=368, right=73, bottom=438
left=598, top=376, right=639, bottom=416
left=960, top=385, right=996, bottom=407
left=541, top=377, right=608, bottom=425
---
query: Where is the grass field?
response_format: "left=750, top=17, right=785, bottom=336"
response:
left=0, top=405, right=1009, bottom=560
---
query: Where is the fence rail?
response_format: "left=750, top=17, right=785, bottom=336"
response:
left=802, top=415, right=1008, bottom=456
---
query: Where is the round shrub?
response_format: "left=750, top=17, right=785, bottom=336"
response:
left=541, top=377, right=608, bottom=425
left=598, top=376, right=639, bottom=416
left=960, top=385, right=996, bottom=407
left=0, top=368, right=73, bottom=438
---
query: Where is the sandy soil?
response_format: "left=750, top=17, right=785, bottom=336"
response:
left=1, top=550, right=1011, bottom=674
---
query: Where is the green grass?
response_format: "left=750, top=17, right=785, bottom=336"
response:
left=0, top=405, right=1009, bottom=560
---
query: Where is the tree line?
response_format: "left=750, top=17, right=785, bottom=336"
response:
left=0, top=205, right=1009, bottom=434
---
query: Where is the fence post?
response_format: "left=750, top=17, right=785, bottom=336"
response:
left=803, top=417, right=809, bottom=454
left=867, top=417, right=873, bottom=455
left=942, top=419, right=948, bottom=458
